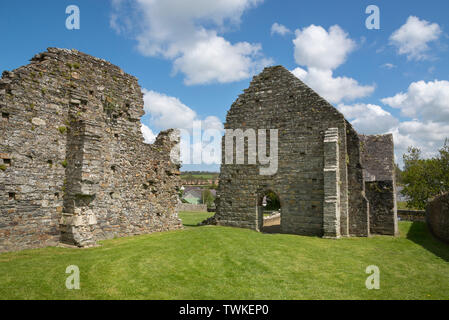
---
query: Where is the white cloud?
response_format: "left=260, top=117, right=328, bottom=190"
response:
left=293, top=25, right=356, bottom=70
left=390, top=16, right=442, bottom=61
left=202, top=116, right=224, bottom=132
left=271, top=23, right=291, bottom=36
left=335, top=101, right=449, bottom=164
left=141, top=89, right=224, bottom=164
left=291, top=67, right=375, bottom=104
left=381, top=63, right=396, bottom=69
left=337, top=103, right=399, bottom=135
left=291, top=25, right=374, bottom=104
left=141, top=123, right=156, bottom=144
left=142, top=89, right=223, bottom=133
left=143, top=89, right=198, bottom=130
left=392, top=121, right=449, bottom=163
left=172, top=33, right=272, bottom=85
left=381, top=80, right=449, bottom=122
left=111, top=0, right=271, bottom=85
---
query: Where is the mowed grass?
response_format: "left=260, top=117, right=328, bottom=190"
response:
left=0, top=211, right=449, bottom=300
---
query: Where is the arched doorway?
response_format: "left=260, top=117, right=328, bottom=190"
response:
left=257, top=190, right=281, bottom=233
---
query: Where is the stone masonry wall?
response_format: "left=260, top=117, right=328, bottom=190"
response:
left=426, top=193, right=449, bottom=243
left=0, top=48, right=182, bottom=252
left=323, top=128, right=341, bottom=238
left=213, top=66, right=367, bottom=237
left=346, top=123, right=370, bottom=237
left=359, top=134, right=398, bottom=236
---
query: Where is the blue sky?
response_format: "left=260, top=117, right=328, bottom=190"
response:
left=1, top=0, right=449, bottom=171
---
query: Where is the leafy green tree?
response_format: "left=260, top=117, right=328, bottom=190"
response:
left=201, top=189, right=215, bottom=208
left=401, top=140, right=449, bottom=209
left=265, top=191, right=281, bottom=210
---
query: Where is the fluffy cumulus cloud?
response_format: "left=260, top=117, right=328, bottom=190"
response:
left=335, top=101, right=449, bottom=164
left=141, top=123, right=156, bottom=144
left=293, top=25, right=355, bottom=70
left=381, top=80, right=449, bottom=122
left=379, top=79, right=449, bottom=163
left=111, top=0, right=272, bottom=85
left=141, top=88, right=223, bottom=139
left=337, top=103, right=399, bottom=135
left=143, top=89, right=198, bottom=130
left=291, top=25, right=374, bottom=103
left=389, top=16, right=442, bottom=61
left=291, top=67, right=375, bottom=104
left=271, top=23, right=291, bottom=36
left=392, top=121, right=449, bottom=162
left=141, top=89, right=224, bottom=165
left=172, top=34, right=271, bottom=85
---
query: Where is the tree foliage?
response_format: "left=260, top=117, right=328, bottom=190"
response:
left=201, top=189, right=215, bottom=208
left=401, top=140, right=449, bottom=209
left=265, top=191, right=281, bottom=210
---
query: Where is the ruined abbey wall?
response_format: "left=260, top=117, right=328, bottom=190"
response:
left=214, top=66, right=369, bottom=237
left=360, top=134, right=398, bottom=236
left=212, top=66, right=397, bottom=238
left=0, top=48, right=182, bottom=252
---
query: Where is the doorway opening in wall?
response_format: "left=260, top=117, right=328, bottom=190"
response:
left=260, top=190, right=281, bottom=233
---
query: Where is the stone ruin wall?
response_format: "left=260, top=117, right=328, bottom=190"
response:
left=212, top=66, right=397, bottom=238
left=0, top=48, right=182, bottom=252
left=346, top=122, right=370, bottom=237
left=426, top=192, right=449, bottom=243
left=213, top=66, right=369, bottom=237
left=359, top=134, right=398, bottom=236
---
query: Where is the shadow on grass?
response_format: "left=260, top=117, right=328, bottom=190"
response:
left=262, top=225, right=281, bottom=234
left=182, top=222, right=203, bottom=228
left=407, top=222, right=449, bottom=262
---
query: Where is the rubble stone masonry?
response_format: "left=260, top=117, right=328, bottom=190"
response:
left=0, top=48, right=182, bottom=252
left=211, top=66, right=396, bottom=238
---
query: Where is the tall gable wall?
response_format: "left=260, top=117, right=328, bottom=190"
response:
left=214, top=66, right=354, bottom=236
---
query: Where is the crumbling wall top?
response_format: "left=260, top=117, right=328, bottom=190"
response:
left=359, top=134, right=395, bottom=182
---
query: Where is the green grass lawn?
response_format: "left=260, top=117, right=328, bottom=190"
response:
left=1, top=211, right=448, bottom=300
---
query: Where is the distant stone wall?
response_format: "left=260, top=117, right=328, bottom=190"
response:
left=426, top=193, right=449, bottom=243
left=177, top=203, right=208, bottom=212
left=0, top=48, right=182, bottom=252
left=397, top=209, right=425, bottom=222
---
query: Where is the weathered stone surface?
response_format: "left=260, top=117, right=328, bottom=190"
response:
left=359, top=134, right=398, bottom=236
left=398, top=209, right=425, bottom=222
left=427, top=193, right=449, bottom=243
left=0, top=48, right=182, bottom=252
left=209, top=66, right=397, bottom=238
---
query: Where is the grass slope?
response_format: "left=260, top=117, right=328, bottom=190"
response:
left=0, top=212, right=448, bottom=300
